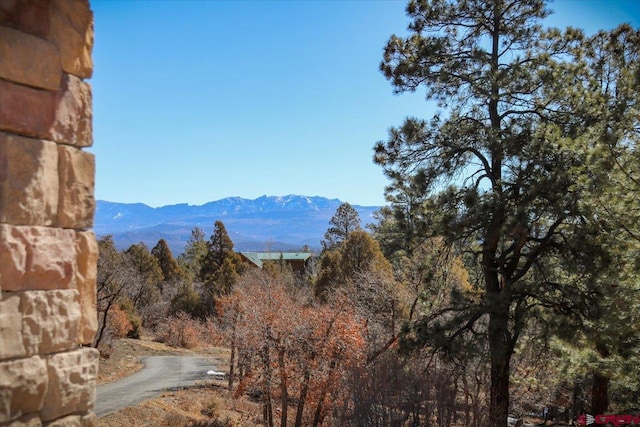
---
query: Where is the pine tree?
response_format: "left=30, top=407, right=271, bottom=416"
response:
left=321, top=202, right=361, bottom=251
left=151, top=238, right=184, bottom=283
left=549, top=24, right=640, bottom=414
left=177, top=227, right=207, bottom=281
left=374, top=1, right=637, bottom=424
left=124, top=242, right=164, bottom=313
left=199, top=220, right=245, bottom=315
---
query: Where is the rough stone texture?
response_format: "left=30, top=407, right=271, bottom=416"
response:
left=48, top=0, right=93, bottom=79
left=74, top=231, right=98, bottom=345
left=0, top=225, right=76, bottom=291
left=0, top=0, right=50, bottom=38
left=40, top=414, right=95, bottom=427
left=0, top=132, right=59, bottom=226
left=0, top=79, right=56, bottom=139
left=0, top=25, right=61, bottom=90
left=42, top=415, right=80, bottom=427
left=0, top=356, right=48, bottom=424
left=42, top=414, right=94, bottom=427
left=80, top=413, right=95, bottom=427
left=57, top=146, right=95, bottom=229
left=49, top=74, right=92, bottom=147
left=1, top=1, right=97, bottom=424
left=40, top=348, right=98, bottom=422
left=0, top=77, right=91, bottom=146
left=22, top=290, right=81, bottom=356
left=0, top=413, right=42, bottom=427
left=0, top=293, right=26, bottom=360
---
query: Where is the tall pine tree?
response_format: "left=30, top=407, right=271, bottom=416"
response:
left=177, top=226, right=208, bottom=281
left=374, top=1, right=636, bottom=424
left=199, top=220, right=245, bottom=315
left=151, top=238, right=184, bottom=283
left=321, top=202, right=362, bottom=251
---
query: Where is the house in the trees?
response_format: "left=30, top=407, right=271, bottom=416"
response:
left=239, top=252, right=312, bottom=272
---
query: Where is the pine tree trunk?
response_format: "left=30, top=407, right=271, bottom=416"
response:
left=488, top=304, right=512, bottom=427
left=591, top=372, right=610, bottom=414
left=489, top=347, right=511, bottom=427
left=591, top=342, right=610, bottom=414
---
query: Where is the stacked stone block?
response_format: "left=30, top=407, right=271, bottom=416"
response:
left=0, top=1, right=98, bottom=426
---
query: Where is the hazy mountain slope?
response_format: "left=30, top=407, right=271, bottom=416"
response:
left=95, top=195, right=380, bottom=254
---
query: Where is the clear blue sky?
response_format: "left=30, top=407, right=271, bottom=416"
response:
left=91, top=0, right=640, bottom=208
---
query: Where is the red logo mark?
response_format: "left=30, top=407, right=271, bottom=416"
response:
left=576, top=414, right=640, bottom=426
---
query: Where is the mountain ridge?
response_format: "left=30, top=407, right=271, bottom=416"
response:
left=95, top=195, right=382, bottom=254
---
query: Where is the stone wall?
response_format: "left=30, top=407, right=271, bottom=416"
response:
left=0, top=0, right=98, bottom=426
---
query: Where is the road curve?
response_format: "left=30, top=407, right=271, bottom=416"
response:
left=95, top=356, right=218, bottom=417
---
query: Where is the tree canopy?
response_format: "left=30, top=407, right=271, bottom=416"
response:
left=321, top=202, right=362, bottom=251
left=199, top=220, right=245, bottom=314
left=151, top=238, right=184, bottom=283
left=375, top=0, right=639, bottom=425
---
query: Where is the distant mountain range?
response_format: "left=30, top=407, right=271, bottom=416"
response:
left=94, top=195, right=382, bottom=255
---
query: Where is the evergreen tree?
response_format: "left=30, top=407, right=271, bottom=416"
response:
left=374, top=1, right=637, bottom=424
left=314, top=249, right=342, bottom=301
left=199, top=220, right=245, bottom=314
left=549, top=24, right=640, bottom=414
left=125, top=243, right=164, bottom=285
left=315, top=230, right=393, bottom=302
left=339, top=230, right=391, bottom=282
left=170, top=282, right=203, bottom=318
left=151, top=238, right=184, bottom=283
left=177, top=226, right=207, bottom=281
left=124, top=242, right=164, bottom=313
left=321, top=202, right=362, bottom=251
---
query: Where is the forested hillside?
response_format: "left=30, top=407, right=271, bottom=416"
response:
left=95, top=195, right=379, bottom=253
left=94, top=1, right=640, bottom=426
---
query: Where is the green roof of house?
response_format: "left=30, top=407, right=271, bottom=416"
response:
left=239, top=252, right=312, bottom=269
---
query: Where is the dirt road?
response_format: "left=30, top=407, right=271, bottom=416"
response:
left=95, top=356, right=218, bottom=417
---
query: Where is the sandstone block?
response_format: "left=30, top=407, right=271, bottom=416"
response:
left=41, top=414, right=95, bottom=427
left=0, top=356, right=47, bottom=424
left=74, top=231, right=97, bottom=345
left=0, top=80, right=56, bottom=139
left=48, top=0, right=93, bottom=79
left=0, top=292, right=26, bottom=359
left=41, top=348, right=98, bottom=422
left=0, top=0, right=50, bottom=38
left=0, top=132, right=59, bottom=226
left=57, top=146, right=94, bottom=229
left=49, top=74, right=92, bottom=147
left=80, top=413, right=95, bottom=427
left=0, top=26, right=61, bottom=90
left=0, top=225, right=76, bottom=291
left=42, top=415, right=81, bottom=427
left=22, top=290, right=81, bottom=356
left=0, top=413, right=42, bottom=427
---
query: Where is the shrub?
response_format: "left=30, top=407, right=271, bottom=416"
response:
left=156, top=312, right=203, bottom=349
left=108, top=305, right=132, bottom=339
left=119, top=298, right=143, bottom=338
left=170, top=282, right=204, bottom=318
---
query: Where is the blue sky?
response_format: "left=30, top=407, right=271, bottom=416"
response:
left=91, top=0, right=640, bottom=208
